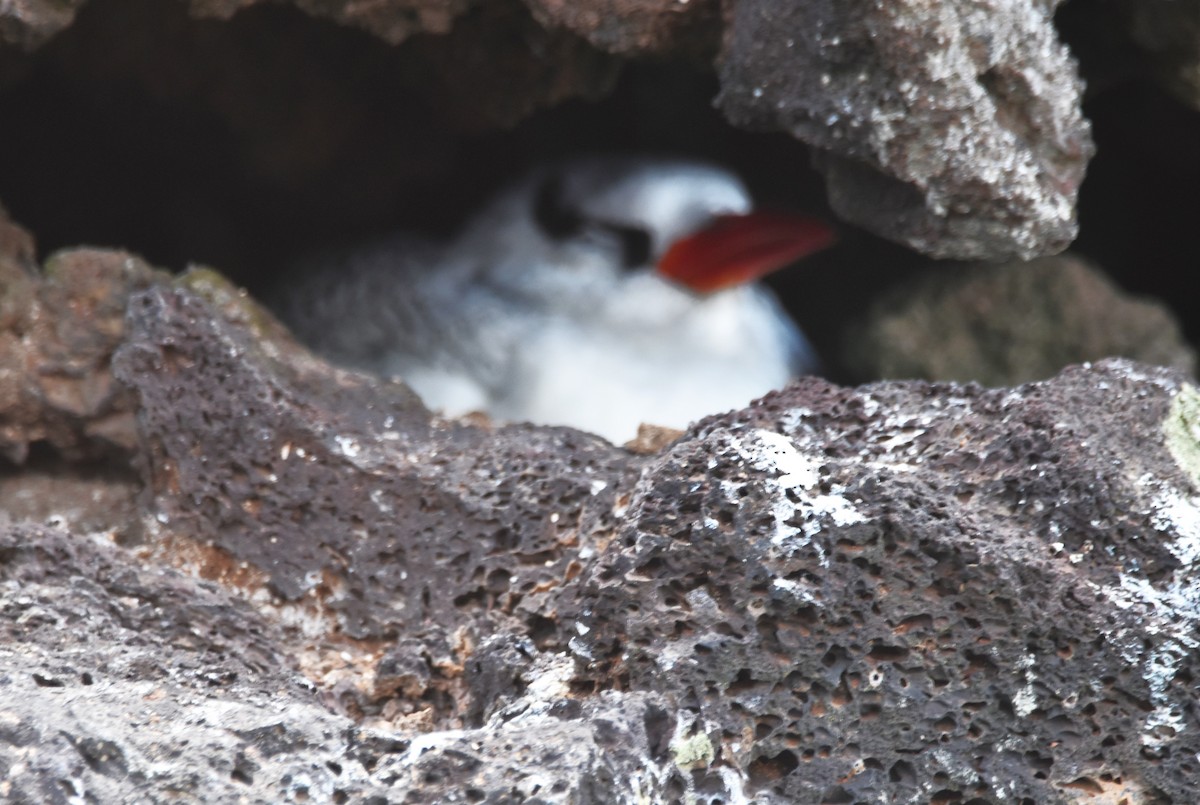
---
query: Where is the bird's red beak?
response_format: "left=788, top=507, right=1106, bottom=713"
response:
left=656, top=211, right=835, bottom=294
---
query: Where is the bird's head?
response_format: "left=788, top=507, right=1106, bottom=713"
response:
left=453, top=156, right=833, bottom=314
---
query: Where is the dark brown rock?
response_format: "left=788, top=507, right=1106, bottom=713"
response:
left=108, top=273, right=1197, bottom=801
left=0, top=519, right=673, bottom=802
left=716, top=0, right=1094, bottom=261
left=112, top=272, right=644, bottom=719
left=558, top=362, right=1200, bottom=802
left=843, top=253, right=1197, bottom=386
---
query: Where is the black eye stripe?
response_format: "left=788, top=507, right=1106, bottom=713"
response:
left=532, top=172, right=653, bottom=268
left=596, top=223, right=653, bottom=269
left=532, top=173, right=583, bottom=239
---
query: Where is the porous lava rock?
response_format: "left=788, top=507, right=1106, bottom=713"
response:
left=0, top=521, right=356, bottom=802
left=842, top=253, right=1197, bottom=386
left=112, top=272, right=645, bottom=723
left=3, top=263, right=1199, bottom=801
left=717, top=0, right=1094, bottom=261
left=0, top=521, right=673, bottom=802
left=558, top=361, right=1200, bottom=802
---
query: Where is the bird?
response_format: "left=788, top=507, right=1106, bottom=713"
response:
left=269, top=156, right=834, bottom=443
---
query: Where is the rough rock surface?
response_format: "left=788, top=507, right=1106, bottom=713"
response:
left=112, top=272, right=645, bottom=725
left=842, top=253, right=1197, bottom=386
left=0, top=522, right=349, bottom=802
left=0, top=241, right=164, bottom=464
left=0, top=522, right=675, bottom=802
left=560, top=363, right=1200, bottom=802
left=0, top=269, right=1161, bottom=800
left=717, top=0, right=1094, bottom=261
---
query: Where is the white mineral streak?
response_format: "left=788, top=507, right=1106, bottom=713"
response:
left=732, top=429, right=868, bottom=564
left=1098, top=479, right=1200, bottom=748
left=1011, top=653, right=1039, bottom=718
left=333, top=435, right=361, bottom=458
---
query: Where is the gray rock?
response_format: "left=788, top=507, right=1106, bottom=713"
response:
left=843, top=253, right=1197, bottom=386
left=717, top=0, right=1094, bottom=260
left=0, top=522, right=365, bottom=803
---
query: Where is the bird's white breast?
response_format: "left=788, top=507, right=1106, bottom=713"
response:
left=485, top=279, right=810, bottom=443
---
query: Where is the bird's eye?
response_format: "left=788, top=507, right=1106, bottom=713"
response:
left=532, top=173, right=583, bottom=239
left=532, top=171, right=652, bottom=268
left=599, top=224, right=653, bottom=269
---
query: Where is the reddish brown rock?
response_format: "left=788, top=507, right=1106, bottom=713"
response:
left=112, top=274, right=644, bottom=726
left=0, top=235, right=163, bottom=464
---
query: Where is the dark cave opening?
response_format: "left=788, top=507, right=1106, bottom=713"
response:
left=0, top=0, right=1197, bottom=384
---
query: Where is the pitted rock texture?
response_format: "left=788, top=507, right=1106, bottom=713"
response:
left=4, top=264, right=1199, bottom=801
left=112, top=273, right=643, bottom=723
left=717, top=0, right=1094, bottom=260
left=842, top=253, right=1197, bottom=386
left=0, top=522, right=351, bottom=802
left=561, top=362, right=1200, bottom=802
left=0, top=522, right=676, bottom=803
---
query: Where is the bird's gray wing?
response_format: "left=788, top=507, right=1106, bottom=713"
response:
left=268, top=235, right=450, bottom=375
left=266, top=237, right=523, bottom=409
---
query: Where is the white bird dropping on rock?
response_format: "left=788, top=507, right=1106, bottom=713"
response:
left=271, top=156, right=834, bottom=443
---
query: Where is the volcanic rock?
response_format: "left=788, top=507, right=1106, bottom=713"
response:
left=717, top=0, right=1094, bottom=261
left=843, top=253, right=1197, bottom=386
